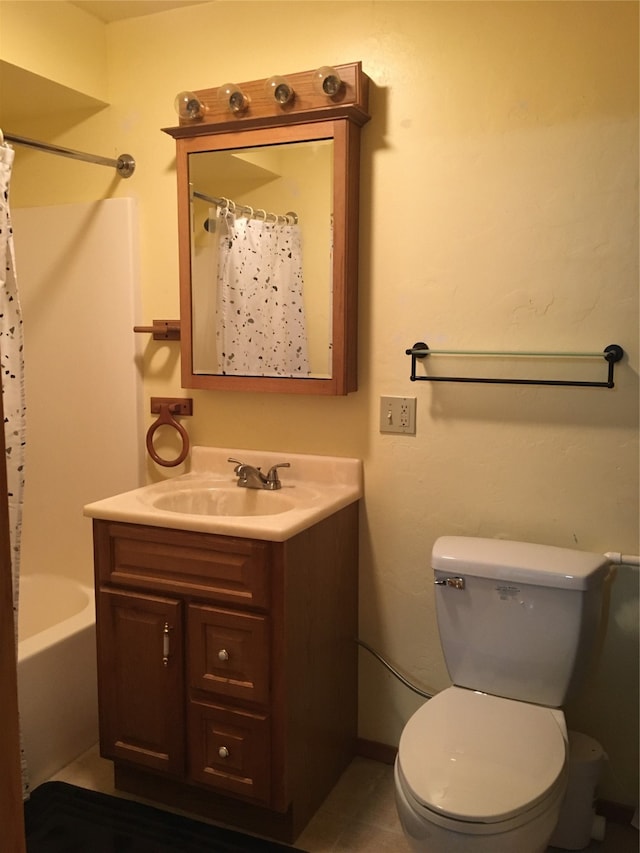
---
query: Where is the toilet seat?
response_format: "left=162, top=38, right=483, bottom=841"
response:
left=395, top=759, right=567, bottom=837
left=398, top=687, right=567, bottom=826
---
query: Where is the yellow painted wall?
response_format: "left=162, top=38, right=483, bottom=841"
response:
left=1, top=0, right=638, bottom=805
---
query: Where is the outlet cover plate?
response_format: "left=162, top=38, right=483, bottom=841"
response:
left=379, top=396, right=416, bottom=434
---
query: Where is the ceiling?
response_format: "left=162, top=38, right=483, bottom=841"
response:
left=69, top=1, right=210, bottom=23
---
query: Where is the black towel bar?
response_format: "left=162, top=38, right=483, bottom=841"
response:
left=405, top=343, right=624, bottom=388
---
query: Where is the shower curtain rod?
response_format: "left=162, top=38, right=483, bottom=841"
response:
left=193, top=189, right=298, bottom=225
left=1, top=131, right=135, bottom=178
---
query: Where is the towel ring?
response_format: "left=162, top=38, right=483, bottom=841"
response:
left=146, top=402, right=190, bottom=467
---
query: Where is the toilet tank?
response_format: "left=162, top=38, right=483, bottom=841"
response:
left=433, top=536, right=612, bottom=707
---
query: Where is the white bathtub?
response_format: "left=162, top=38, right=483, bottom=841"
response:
left=17, top=573, right=99, bottom=790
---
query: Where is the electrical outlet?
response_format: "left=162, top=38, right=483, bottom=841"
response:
left=379, top=396, right=416, bottom=434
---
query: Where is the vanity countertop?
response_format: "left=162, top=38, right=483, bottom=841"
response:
left=84, top=446, right=362, bottom=542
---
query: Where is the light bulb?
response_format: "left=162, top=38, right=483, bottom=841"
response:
left=265, top=75, right=295, bottom=106
left=218, top=83, right=249, bottom=115
left=313, top=66, right=343, bottom=97
left=174, top=91, right=204, bottom=120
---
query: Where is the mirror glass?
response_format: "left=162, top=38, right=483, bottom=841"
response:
left=189, top=138, right=334, bottom=379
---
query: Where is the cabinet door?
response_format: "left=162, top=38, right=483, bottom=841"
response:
left=188, top=604, right=269, bottom=704
left=97, top=589, right=185, bottom=777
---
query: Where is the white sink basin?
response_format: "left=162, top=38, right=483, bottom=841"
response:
left=84, top=447, right=362, bottom=541
left=152, top=486, right=298, bottom=517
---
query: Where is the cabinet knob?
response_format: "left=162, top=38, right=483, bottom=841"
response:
left=218, top=649, right=229, bottom=661
left=218, top=746, right=230, bottom=759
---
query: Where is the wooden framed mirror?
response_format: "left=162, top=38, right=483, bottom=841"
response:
left=163, top=62, right=370, bottom=395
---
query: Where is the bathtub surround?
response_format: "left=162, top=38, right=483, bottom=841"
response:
left=11, top=198, right=143, bottom=590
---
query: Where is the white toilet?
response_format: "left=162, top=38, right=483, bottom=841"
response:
left=394, top=536, right=612, bottom=853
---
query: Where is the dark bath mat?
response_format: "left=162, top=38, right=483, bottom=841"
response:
left=25, top=781, right=306, bottom=853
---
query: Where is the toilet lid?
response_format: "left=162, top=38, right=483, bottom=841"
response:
left=398, top=687, right=567, bottom=823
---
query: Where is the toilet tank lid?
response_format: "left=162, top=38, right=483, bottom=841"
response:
left=433, top=536, right=610, bottom=590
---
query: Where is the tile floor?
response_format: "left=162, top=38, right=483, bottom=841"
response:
left=51, top=745, right=638, bottom=852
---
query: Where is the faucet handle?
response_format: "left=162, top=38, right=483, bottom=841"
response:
left=265, top=462, right=290, bottom=489
left=228, top=457, right=257, bottom=472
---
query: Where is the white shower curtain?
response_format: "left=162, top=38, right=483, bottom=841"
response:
left=0, top=141, right=28, bottom=796
left=215, top=216, right=310, bottom=377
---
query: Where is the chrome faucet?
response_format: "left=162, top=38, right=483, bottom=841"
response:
left=228, top=458, right=290, bottom=490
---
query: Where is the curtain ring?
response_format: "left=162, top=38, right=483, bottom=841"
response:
left=244, top=205, right=254, bottom=219
left=255, top=208, right=268, bottom=221
left=146, top=403, right=190, bottom=467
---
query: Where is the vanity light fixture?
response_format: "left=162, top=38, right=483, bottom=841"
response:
left=265, top=75, right=295, bottom=106
left=313, top=65, right=343, bottom=97
left=218, top=82, right=250, bottom=114
left=174, top=91, right=205, bottom=120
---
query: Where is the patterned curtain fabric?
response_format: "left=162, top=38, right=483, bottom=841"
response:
left=0, top=141, right=28, bottom=797
left=215, top=217, right=310, bottom=377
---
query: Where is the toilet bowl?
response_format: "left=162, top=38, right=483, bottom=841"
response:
left=395, top=687, right=569, bottom=853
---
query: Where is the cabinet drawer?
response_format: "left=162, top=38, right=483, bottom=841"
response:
left=188, top=701, right=270, bottom=804
left=95, top=521, right=269, bottom=608
left=189, top=605, right=269, bottom=704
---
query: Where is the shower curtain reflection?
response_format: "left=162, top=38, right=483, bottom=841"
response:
left=215, top=214, right=310, bottom=377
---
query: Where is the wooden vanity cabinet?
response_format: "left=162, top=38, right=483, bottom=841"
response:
left=92, top=503, right=358, bottom=842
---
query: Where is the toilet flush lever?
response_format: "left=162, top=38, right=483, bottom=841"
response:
left=434, top=577, right=466, bottom=590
